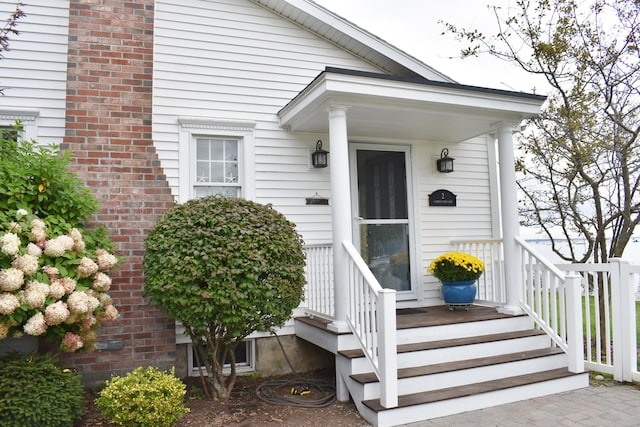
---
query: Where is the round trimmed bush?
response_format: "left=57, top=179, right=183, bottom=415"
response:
left=143, top=196, right=306, bottom=399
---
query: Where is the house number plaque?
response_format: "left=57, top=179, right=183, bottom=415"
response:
left=429, top=189, right=457, bottom=207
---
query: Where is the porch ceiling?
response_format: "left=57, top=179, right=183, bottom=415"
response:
left=278, top=68, right=547, bottom=142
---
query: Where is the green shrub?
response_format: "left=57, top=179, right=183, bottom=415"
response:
left=0, top=126, right=100, bottom=236
left=96, top=366, right=189, bottom=427
left=143, top=196, right=306, bottom=399
left=0, top=352, right=85, bottom=426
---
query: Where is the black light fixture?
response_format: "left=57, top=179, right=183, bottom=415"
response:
left=311, top=139, right=329, bottom=168
left=436, top=148, right=454, bottom=173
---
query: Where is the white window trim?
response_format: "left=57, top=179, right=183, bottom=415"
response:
left=0, top=109, right=39, bottom=141
left=178, top=118, right=256, bottom=203
left=187, top=339, right=256, bottom=377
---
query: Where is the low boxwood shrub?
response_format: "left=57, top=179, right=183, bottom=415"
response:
left=0, top=352, right=85, bottom=426
left=96, top=366, right=189, bottom=427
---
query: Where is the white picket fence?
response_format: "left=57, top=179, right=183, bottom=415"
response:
left=557, top=259, right=640, bottom=382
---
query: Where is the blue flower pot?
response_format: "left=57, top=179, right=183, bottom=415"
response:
left=441, top=280, right=477, bottom=305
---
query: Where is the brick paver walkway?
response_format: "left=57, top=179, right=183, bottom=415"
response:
left=405, top=382, right=640, bottom=426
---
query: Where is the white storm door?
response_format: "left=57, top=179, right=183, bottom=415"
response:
left=350, top=144, right=415, bottom=297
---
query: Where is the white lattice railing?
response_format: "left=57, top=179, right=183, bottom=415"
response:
left=303, top=244, right=334, bottom=320
left=515, top=237, right=584, bottom=373
left=343, top=240, right=398, bottom=409
left=451, top=239, right=506, bottom=304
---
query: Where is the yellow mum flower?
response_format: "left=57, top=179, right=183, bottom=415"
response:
left=428, top=252, right=485, bottom=282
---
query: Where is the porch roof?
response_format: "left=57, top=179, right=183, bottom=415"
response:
left=278, top=68, right=547, bottom=142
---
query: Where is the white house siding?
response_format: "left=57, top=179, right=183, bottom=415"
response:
left=0, top=1, right=70, bottom=145
left=152, top=0, right=383, bottom=244
left=416, top=136, right=494, bottom=301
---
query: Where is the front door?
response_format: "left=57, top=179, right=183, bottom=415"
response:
left=351, top=144, right=414, bottom=297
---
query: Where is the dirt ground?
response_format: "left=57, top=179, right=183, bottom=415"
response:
left=76, top=369, right=371, bottom=427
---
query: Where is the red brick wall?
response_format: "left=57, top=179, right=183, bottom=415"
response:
left=62, top=0, right=176, bottom=384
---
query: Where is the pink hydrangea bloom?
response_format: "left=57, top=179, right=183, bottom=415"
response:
left=22, top=281, right=49, bottom=309
left=0, top=293, right=20, bottom=315
left=80, top=315, right=97, bottom=331
left=70, top=228, right=86, bottom=253
left=44, top=235, right=75, bottom=257
left=67, top=291, right=90, bottom=314
left=12, top=253, right=39, bottom=275
left=0, top=268, right=24, bottom=291
left=77, top=257, right=99, bottom=278
left=42, top=265, right=59, bottom=278
left=45, top=301, right=70, bottom=326
left=60, top=332, right=83, bottom=352
left=92, top=272, right=112, bottom=292
left=96, top=250, right=118, bottom=270
left=102, top=304, right=119, bottom=321
left=59, top=277, right=77, bottom=294
left=0, top=233, right=20, bottom=256
left=27, top=242, right=42, bottom=257
left=29, top=219, right=47, bottom=242
left=48, top=280, right=66, bottom=299
left=23, top=312, right=47, bottom=336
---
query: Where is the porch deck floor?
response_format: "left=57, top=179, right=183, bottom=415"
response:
left=297, top=304, right=520, bottom=333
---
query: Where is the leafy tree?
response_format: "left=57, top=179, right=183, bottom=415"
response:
left=143, top=196, right=306, bottom=400
left=444, top=0, right=640, bottom=264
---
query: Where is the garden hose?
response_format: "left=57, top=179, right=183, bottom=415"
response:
left=255, top=331, right=336, bottom=408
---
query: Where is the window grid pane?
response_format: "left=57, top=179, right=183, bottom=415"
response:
left=194, top=138, right=240, bottom=198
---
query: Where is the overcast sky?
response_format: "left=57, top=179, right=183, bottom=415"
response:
left=312, top=0, right=545, bottom=94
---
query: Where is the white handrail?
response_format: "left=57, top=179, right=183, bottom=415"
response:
left=515, top=237, right=584, bottom=373
left=342, top=240, right=398, bottom=409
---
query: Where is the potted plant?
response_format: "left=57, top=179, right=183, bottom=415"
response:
left=428, top=252, right=484, bottom=309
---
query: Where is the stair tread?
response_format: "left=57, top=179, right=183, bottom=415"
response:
left=363, top=368, right=583, bottom=412
left=351, top=347, right=564, bottom=384
left=340, top=329, right=547, bottom=359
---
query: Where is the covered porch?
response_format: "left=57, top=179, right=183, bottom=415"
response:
left=279, top=66, right=548, bottom=320
left=279, top=67, right=589, bottom=426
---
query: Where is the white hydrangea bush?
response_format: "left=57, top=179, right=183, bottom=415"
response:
left=0, top=209, right=119, bottom=352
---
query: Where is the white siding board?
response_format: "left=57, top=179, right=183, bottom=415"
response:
left=0, top=1, right=70, bottom=145
left=416, top=136, right=495, bottom=297
left=154, top=0, right=378, bottom=236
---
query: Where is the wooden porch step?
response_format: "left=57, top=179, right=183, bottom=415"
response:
left=339, top=329, right=548, bottom=359
left=362, top=368, right=579, bottom=412
left=350, top=347, right=564, bottom=384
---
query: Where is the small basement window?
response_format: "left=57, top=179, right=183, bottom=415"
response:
left=187, top=339, right=255, bottom=377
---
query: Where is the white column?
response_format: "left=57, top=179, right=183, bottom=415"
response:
left=328, top=105, right=351, bottom=332
left=496, top=122, right=524, bottom=315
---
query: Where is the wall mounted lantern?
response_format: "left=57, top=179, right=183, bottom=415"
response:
left=311, top=140, right=329, bottom=168
left=436, top=148, right=454, bottom=173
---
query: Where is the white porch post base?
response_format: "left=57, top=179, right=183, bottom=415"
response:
left=327, top=320, right=350, bottom=333
left=496, top=304, right=524, bottom=315
left=335, top=358, right=349, bottom=402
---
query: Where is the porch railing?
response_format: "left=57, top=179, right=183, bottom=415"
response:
left=303, top=244, right=334, bottom=320
left=453, top=238, right=584, bottom=373
left=343, top=240, right=398, bottom=409
left=451, top=239, right=506, bottom=304
left=515, top=237, right=584, bottom=373
left=556, top=259, right=639, bottom=382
